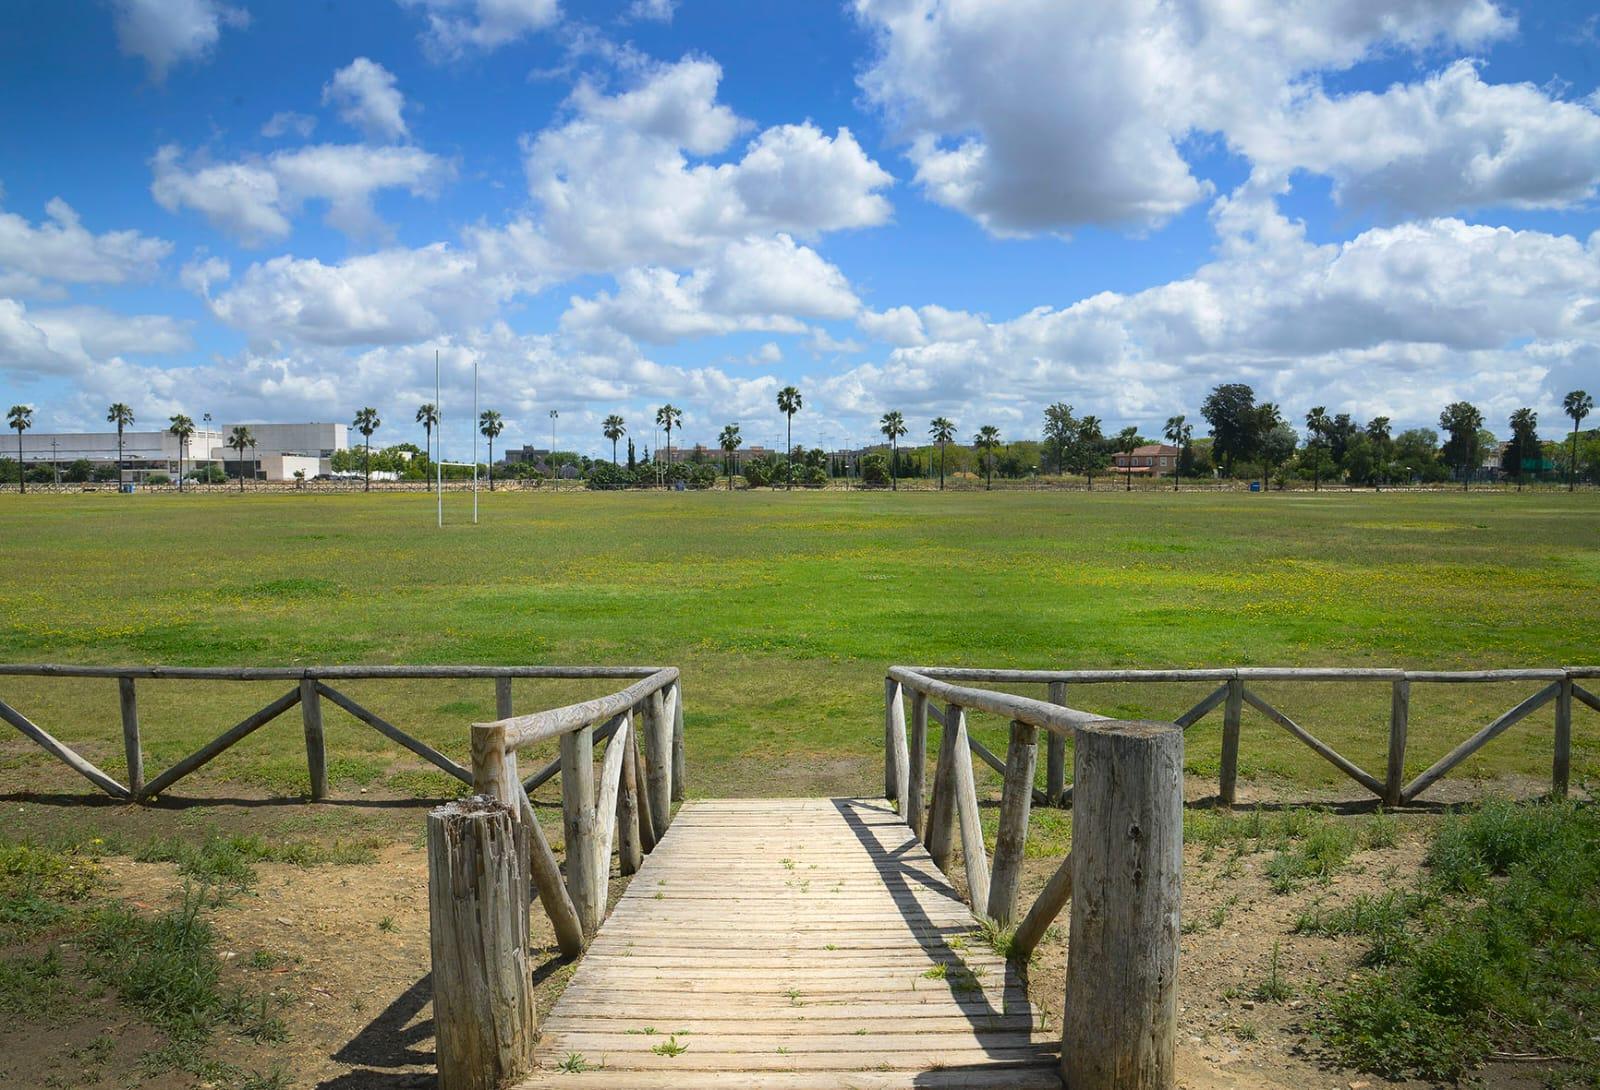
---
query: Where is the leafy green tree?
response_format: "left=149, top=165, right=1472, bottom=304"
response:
left=106, top=403, right=134, bottom=483
left=1258, top=421, right=1297, bottom=490
left=1163, top=414, right=1191, bottom=491
left=352, top=407, right=381, bottom=492
left=225, top=425, right=254, bottom=491
left=1439, top=401, right=1485, bottom=490
left=1114, top=426, right=1140, bottom=491
left=1394, top=428, right=1443, bottom=482
left=415, top=403, right=438, bottom=464
left=603, top=414, right=626, bottom=465
left=1342, top=433, right=1376, bottom=486
left=719, top=423, right=741, bottom=490
left=167, top=413, right=194, bottom=494
left=1564, top=390, right=1593, bottom=492
left=655, top=404, right=682, bottom=483
left=929, top=416, right=955, bottom=490
left=1304, top=406, right=1330, bottom=491
left=777, top=386, right=802, bottom=490
left=1365, top=417, right=1393, bottom=488
left=973, top=425, right=1001, bottom=490
left=7, top=405, right=32, bottom=495
left=1042, top=402, right=1076, bottom=474
left=879, top=410, right=907, bottom=491
left=479, top=410, right=503, bottom=491
left=63, top=458, right=93, bottom=483
left=1503, top=407, right=1540, bottom=491
left=1072, top=414, right=1107, bottom=489
left=1200, top=383, right=1259, bottom=477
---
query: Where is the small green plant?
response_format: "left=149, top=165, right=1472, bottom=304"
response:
left=1252, top=941, right=1291, bottom=1002
left=556, top=1052, right=592, bottom=1073
left=1234, top=1020, right=1259, bottom=1041
left=377, top=915, right=396, bottom=932
left=650, top=1036, right=688, bottom=1057
left=976, top=917, right=1019, bottom=960
left=921, top=963, right=948, bottom=979
left=785, top=987, right=803, bottom=1006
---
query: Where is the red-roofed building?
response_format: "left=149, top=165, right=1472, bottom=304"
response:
left=1110, top=443, right=1180, bottom=475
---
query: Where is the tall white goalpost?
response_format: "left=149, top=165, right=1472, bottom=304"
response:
left=435, top=350, right=480, bottom=528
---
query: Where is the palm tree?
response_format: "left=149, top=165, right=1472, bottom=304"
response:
left=352, top=407, right=381, bottom=492
left=167, top=414, right=194, bottom=493
left=929, top=417, right=955, bottom=490
left=777, top=385, right=802, bottom=490
left=1163, top=415, right=1190, bottom=491
left=1564, top=390, right=1593, bottom=491
left=479, top=410, right=503, bottom=491
left=415, top=403, right=438, bottom=464
left=1304, top=406, right=1330, bottom=491
left=225, top=426, right=254, bottom=492
left=106, top=403, right=134, bottom=485
left=655, top=404, right=682, bottom=485
left=603, top=414, right=627, bottom=466
left=7, top=405, right=32, bottom=495
left=1366, top=416, right=1393, bottom=490
left=719, top=423, right=742, bottom=490
left=973, top=425, right=1001, bottom=490
left=1080, top=415, right=1104, bottom=490
left=879, top=411, right=907, bottom=490
left=1115, top=426, right=1140, bottom=491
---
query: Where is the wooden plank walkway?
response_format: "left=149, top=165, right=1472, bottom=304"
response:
left=516, top=797, right=1061, bottom=1089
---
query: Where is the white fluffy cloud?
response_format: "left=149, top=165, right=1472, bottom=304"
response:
left=0, top=197, right=171, bottom=296
left=323, top=58, right=411, bottom=143
left=399, top=0, right=561, bottom=59
left=0, top=299, right=190, bottom=376
left=151, top=143, right=451, bottom=243
left=562, top=234, right=860, bottom=344
left=852, top=0, right=1595, bottom=234
left=516, top=58, right=893, bottom=273
left=111, top=0, right=247, bottom=81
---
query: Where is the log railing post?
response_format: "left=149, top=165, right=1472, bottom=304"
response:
left=495, top=676, right=513, bottom=720
left=618, top=715, right=644, bottom=875
left=644, top=689, right=672, bottom=841
left=1554, top=674, right=1572, bottom=799
left=428, top=796, right=536, bottom=1090
left=884, top=677, right=901, bottom=801
left=1219, top=676, right=1242, bottom=807
left=118, top=676, right=143, bottom=798
left=300, top=676, right=327, bottom=801
left=1046, top=680, right=1068, bottom=805
left=561, top=723, right=601, bottom=935
left=1062, top=719, right=1182, bottom=1090
left=908, top=691, right=928, bottom=842
left=670, top=680, right=687, bottom=802
left=987, top=719, right=1037, bottom=926
left=1384, top=677, right=1409, bottom=807
left=925, top=703, right=961, bottom=873
left=888, top=681, right=910, bottom=817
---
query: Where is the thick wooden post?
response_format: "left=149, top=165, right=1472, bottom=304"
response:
left=428, top=797, right=536, bottom=1090
left=1046, top=680, right=1068, bottom=804
left=631, top=721, right=658, bottom=855
left=618, top=716, right=644, bottom=875
left=644, top=689, right=672, bottom=841
left=300, top=676, right=327, bottom=801
left=1219, top=677, right=1242, bottom=807
left=1062, top=720, right=1182, bottom=1090
left=1554, top=675, right=1572, bottom=799
left=495, top=676, right=513, bottom=720
left=561, top=724, right=601, bottom=935
left=908, top=692, right=928, bottom=841
left=670, top=680, right=687, bottom=802
left=987, top=719, right=1038, bottom=925
left=884, top=677, right=901, bottom=801
left=118, top=677, right=144, bottom=798
left=888, top=681, right=910, bottom=816
left=1384, top=678, right=1409, bottom=807
left=948, top=707, right=990, bottom=916
left=925, top=703, right=962, bottom=873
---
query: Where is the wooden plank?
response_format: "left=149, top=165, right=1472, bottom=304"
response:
left=1402, top=682, right=1559, bottom=803
left=986, top=720, right=1036, bottom=926
left=516, top=1069, right=1063, bottom=1089
left=1241, top=687, right=1384, bottom=797
left=138, top=687, right=301, bottom=798
left=0, top=697, right=130, bottom=800
left=316, top=682, right=472, bottom=784
left=118, top=676, right=143, bottom=797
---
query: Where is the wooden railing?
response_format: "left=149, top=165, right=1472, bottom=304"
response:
left=885, top=666, right=1182, bottom=1090
left=427, top=666, right=684, bottom=1089
left=0, top=663, right=684, bottom=806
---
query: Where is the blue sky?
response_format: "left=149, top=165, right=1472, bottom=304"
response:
left=2, top=0, right=1598, bottom=458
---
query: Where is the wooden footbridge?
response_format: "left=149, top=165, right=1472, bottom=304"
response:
left=3, top=662, right=1594, bottom=1089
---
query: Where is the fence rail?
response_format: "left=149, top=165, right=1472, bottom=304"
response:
left=430, top=666, right=686, bottom=1087
left=0, top=663, right=679, bottom=804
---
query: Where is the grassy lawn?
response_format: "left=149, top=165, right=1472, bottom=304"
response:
left=0, top=488, right=1596, bottom=804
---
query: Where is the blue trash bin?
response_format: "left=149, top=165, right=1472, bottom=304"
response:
left=1249, top=481, right=1261, bottom=492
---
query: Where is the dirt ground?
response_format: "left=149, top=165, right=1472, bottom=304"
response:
left=0, top=776, right=1573, bottom=1089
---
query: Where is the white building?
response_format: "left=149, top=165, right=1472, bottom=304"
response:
left=12, top=422, right=348, bottom=482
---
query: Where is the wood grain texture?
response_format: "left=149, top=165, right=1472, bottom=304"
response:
left=515, top=798, right=1056, bottom=1090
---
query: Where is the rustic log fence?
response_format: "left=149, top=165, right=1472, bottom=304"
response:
left=429, top=666, right=684, bottom=1089
left=0, top=664, right=687, bottom=807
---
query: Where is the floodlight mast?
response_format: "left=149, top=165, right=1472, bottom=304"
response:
left=472, top=358, right=479, bottom=526
left=436, top=350, right=443, bottom=529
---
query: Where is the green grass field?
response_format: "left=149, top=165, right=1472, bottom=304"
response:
left=1, top=488, right=1597, bottom=803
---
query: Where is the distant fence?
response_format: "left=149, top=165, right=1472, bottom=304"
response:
left=887, top=666, right=1598, bottom=817
left=0, top=664, right=686, bottom=806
